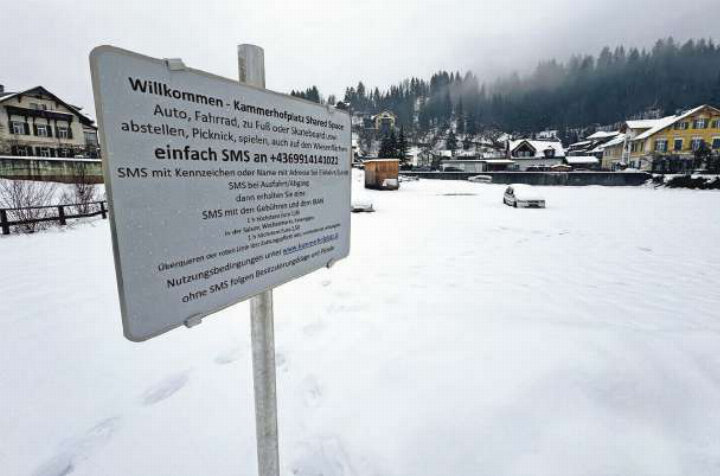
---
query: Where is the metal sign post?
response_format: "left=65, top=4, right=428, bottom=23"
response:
left=238, top=44, right=280, bottom=476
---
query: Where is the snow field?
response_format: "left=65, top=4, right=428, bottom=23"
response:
left=2, top=172, right=720, bottom=475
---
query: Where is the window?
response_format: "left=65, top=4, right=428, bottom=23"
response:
left=11, top=145, right=31, bottom=156
left=691, top=138, right=704, bottom=151
left=673, top=138, right=683, bottom=151
left=30, top=103, right=48, bottom=111
left=84, top=131, right=98, bottom=146
left=694, top=119, right=707, bottom=129
left=57, top=127, right=69, bottom=139
left=712, top=138, right=720, bottom=150
left=36, top=124, right=48, bottom=137
left=37, top=147, right=51, bottom=157
left=11, top=121, right=26, bottom=135
left=713, top=119, right=720, bottom=129
left=680, top=122, right=689, bottom=130
left=654, top=139, right=668, bottom=153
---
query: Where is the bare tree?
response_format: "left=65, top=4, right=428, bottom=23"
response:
left=61, top=162, right=99, bottom=215
left=0, top=179, right=58, bottom=233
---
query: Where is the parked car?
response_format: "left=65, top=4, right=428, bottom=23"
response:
left=503, top=184, right=546, bottom=208
left=351, top=198, right=375, bottom=213
left=468, top=175, right=492, bottom=184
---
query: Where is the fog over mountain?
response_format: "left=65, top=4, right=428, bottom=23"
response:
left=1, top=0, right=718, bottom=116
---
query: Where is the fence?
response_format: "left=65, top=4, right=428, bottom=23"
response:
left=401, top=171, right=652, bottom=186
left=0, top=200, right=107, bottom=235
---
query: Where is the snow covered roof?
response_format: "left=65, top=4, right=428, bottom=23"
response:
left=569, top=140, right=592, bottom=148
left=509, top=184, right=545, bottom=200
left=565, top=156, right=599, bottom=165
left=587, top=131, right=620, bottom=140
left=0, top=86, right=96, bottom=126
left=625, top=119, right=664, bottom=130
left=481, top=159, right=515, bottom=164
left=633, top=106, right=712, bottom=141
left=509, top=140, right=566, bottom=158
left=599, top=134, right=626, bottom=149
left=537, top=130, right=558, bottom=139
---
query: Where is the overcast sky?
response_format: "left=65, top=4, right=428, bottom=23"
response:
left=2, top=0, right=718, bottom=117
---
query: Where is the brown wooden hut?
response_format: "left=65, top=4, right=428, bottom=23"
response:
left=364, top=159, right=400, bottom=190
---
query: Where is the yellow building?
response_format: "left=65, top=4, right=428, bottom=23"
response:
left=626, top=105, right=720, bottom=170
left=599, top=134, right=626, bottom=169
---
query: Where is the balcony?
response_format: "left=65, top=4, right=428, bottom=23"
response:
left=5, top=105, right=74, bottom=123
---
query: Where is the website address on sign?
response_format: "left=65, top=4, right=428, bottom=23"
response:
left=283, top=233, right=339, bottom=256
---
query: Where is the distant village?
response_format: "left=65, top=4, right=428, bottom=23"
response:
left=1, top=82, right=719, bottom=178
left=351, top=104, right=720, bottom=175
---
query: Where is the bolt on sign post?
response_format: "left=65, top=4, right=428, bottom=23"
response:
left=89, top=45, right=351, bottom=476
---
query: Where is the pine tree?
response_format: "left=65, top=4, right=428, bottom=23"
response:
left=379, top=130, right=399, bottom=158
left=397, top=127, right=409, bottom=162
left=712, top=73, right=720, bottom=107
left=466, top=109, right=477, bottom=136
left=446, top=130, right=457, bottom=155
left=456, top=99, right=465, bottom=134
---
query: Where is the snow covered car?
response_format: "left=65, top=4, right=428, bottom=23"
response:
left=351, top=198, right=375, bottom=213
left=503, top=184, right=546, bottom=208
left=468, top=175, right=492, bottom=184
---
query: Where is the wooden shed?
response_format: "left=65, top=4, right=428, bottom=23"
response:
left=364, top=159, right=400, bottom=190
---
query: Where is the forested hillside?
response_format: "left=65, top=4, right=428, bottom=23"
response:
left=298, top=38, right=720, bottom=138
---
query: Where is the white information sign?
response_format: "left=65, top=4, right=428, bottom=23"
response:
left=90, top=46, right=351, bottom=341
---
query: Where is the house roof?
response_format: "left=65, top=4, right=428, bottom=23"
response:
left=482, top=159, right=515, bottom=164
left=599, top=134, right=627, bottom=149
left=0, top=86, right=96, bottom=127
left=565, top=156, right=599, bottom=165
left=569, top=140, right=593, bottom=148
left=633, top=105, right=715, bottom=141
left=509, top=139, right=566, bottom=158
left=371, top=110, right=396, bottom=120
left=625, top=119, right=664, bottom=130
left=587, top=131, right=619, bottom=140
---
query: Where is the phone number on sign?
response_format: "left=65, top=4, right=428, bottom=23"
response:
left=270, top=153, right=339, bottom=165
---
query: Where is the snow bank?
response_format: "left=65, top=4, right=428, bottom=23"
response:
left=2, top=172, right=720, bottom=475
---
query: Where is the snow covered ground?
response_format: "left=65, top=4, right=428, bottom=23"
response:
left=2, top=173, right=720, bottom=476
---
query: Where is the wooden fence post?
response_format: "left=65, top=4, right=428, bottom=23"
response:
left=0, top=210, right=9, bottom=235
left=58, top=206, right=66, bottom=226
left=100, top=201, right=107, bottom=219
